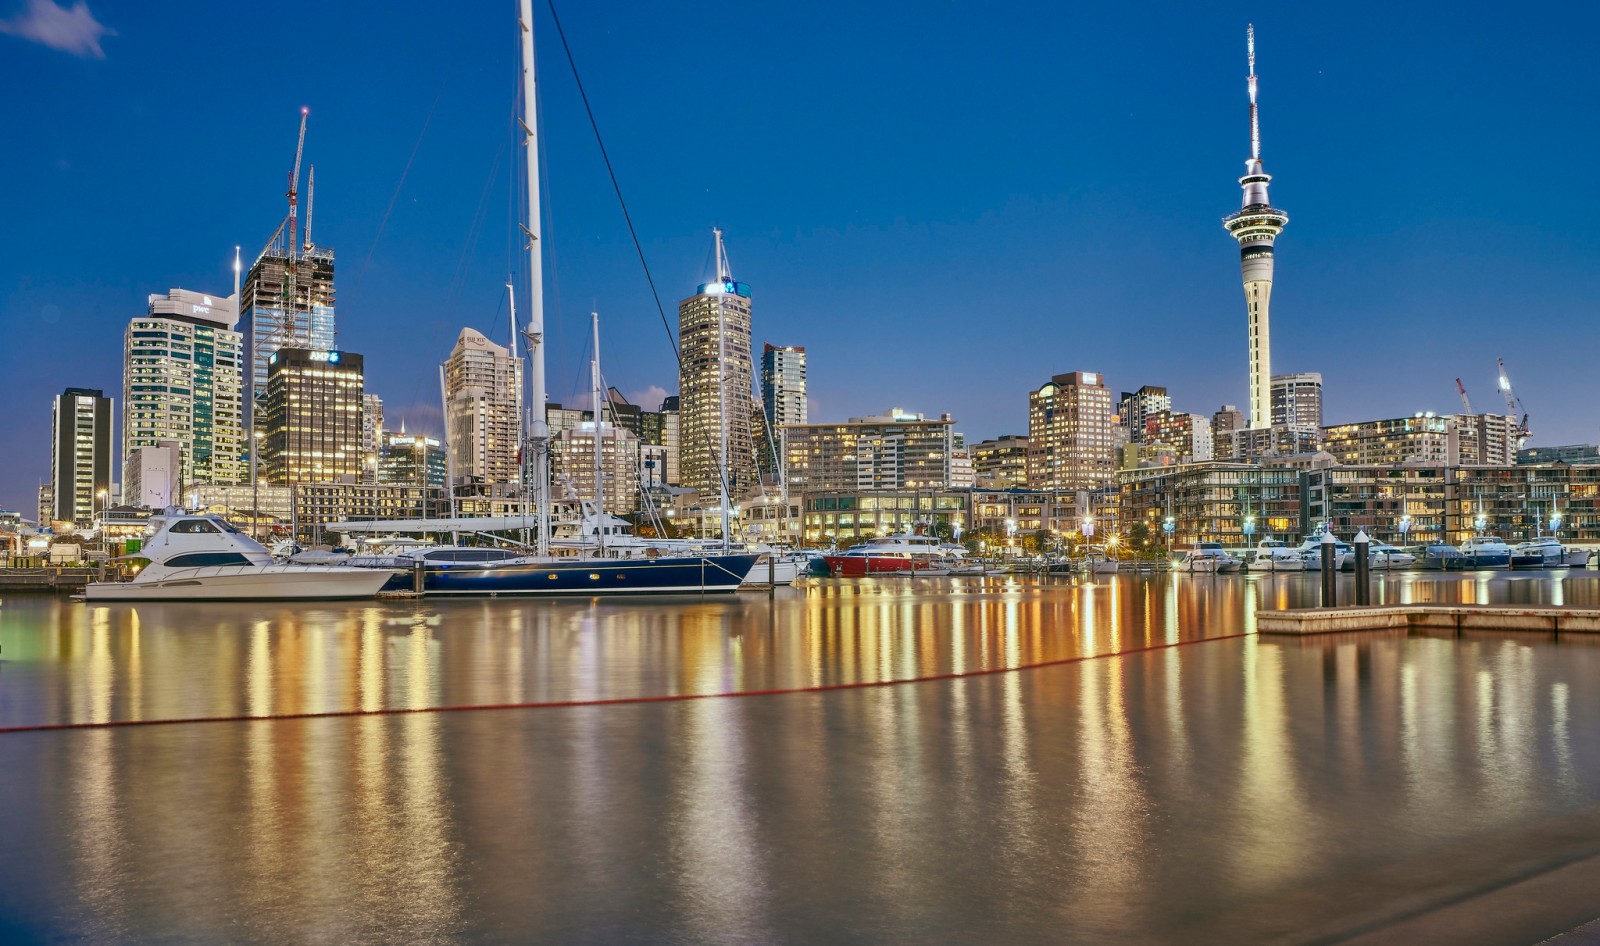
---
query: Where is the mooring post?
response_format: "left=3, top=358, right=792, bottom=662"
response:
left=1321, top=531, right=1338, bottom=608
left=768, top=553, right=776, bottom=599
left=412, top=558, right=425, bottom=595
left=1353, top=529, right=1371, bottom=605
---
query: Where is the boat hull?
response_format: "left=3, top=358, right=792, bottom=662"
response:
left=824, top=555, right=923, bottom=576
left=388, top=553, right=759, bottom=596
left=83, top=565, right=393, bottom=601
left=741, top=557, right=805, bottom=587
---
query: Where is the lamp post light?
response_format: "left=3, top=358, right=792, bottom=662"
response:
left=96, top=488, right=109, bottom=545
left=1398, top=515, right=1412, bottom=546
left=1550, top=510, right=1563, bottom=536
left=1242, top=515, right=1256, bottom=541
left=1162, top=515, right=1175, bottom=557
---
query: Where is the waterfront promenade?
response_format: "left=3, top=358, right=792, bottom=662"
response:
left=2, top=572, right=1599, bottom=943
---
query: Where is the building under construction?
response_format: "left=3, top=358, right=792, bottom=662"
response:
left=242, top=109, right=337, bottom=424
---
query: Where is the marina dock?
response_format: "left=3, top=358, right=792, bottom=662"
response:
left=1259, top=603, right=1600, bottom=636
left=0, top=567, right=99, bottom=595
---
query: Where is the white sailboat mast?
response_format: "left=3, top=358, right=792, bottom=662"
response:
left=518, top=0, right=551, bottom=556
left=590, top=311, right=605, bottom=555
left=714, top=227, right=732, bottom=545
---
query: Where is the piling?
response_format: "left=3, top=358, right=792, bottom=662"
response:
left=1320, top=531, right=1337, bottom=607
left=412, top=558, right=425, bottom=594
left=1353, top=529, right=1371, bottom=606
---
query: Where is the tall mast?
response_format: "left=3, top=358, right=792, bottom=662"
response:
left=591, top=311, right=605, bottom=554
left=518, top=0, right=551, bottom=556
left=508, top=280, right=529, bottom=535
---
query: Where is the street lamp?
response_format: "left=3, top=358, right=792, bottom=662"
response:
left=1398, top=515, right=1412, bottom=545
left=1163, top=515, right=1175, bottom=557
left=1242, top=515, right=1256, bottom=541
left=1550, top=510, right=1563, bottom=535
left=96, top=488, right=108, bottom=541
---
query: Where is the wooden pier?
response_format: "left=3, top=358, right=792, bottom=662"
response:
left=1258, top=604, right=1600, bottom=637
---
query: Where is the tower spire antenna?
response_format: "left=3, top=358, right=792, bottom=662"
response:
left=1247, top=23, right=1260, bottom=163
left=713, top=227, right=732, bottom=282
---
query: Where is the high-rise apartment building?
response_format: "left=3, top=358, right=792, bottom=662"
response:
left=1117, top=386, right=1171, bottom=444
left=658, top=395, right=681, bottom=486
left=1321, top=414, right=1452, bottom=466
left=51, top=387, right=113, bottom=526
left=782, top=409, right=957, bottom=492
left=761, top=343, right=807, bottom=428
left=1143, top=411, right=1215, bottom=463
left=1222, top=26, right=1289, bottom=429
left=1212, top=404, right=1245, bottom=457
left=124, top=288, right=246, bottom=492
left=444, top=327, right=522, bottom=491
left=361, top=393, right=384, bottom=484
left=552, top=420, right=641, bottom=515
left=261, top=349, right=364, bottom=485
left=1027, top=372, right=1114, bottom=490
left=678, top=230, right=756, bottom=501
left=1271, top=372, right=1322, bottom=427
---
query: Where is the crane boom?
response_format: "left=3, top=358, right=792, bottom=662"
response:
left=287, top=107, right=307, bottom=253
left=1496, top=357, right=1531, bottom=444
left=303, top=165, right=314, bottom=252
left=1455, top=378, right=1473, bottom=415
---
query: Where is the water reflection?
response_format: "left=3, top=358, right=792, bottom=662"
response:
left=2, top=575, right=1599, bottom=942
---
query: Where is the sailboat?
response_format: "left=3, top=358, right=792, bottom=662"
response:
left=332, top=2, right=758, bottom=596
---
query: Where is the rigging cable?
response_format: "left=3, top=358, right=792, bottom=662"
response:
left=545, top=0, right=680, bottom=364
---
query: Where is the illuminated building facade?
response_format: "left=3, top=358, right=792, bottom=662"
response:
left=678, top=231, right=756, bottom=501
left=51, top=387, right=114, bottom=526
left=783, top=409, right=957, bottom=493
left=124, top=288, right=246, bottom=492
left=361, top=393, right=383, bottom=484
left=444, top=327, right=523, bottom=491
left=1117, top=385, right=1171, bottom=444
left=552, top=421, right=641, bottom=515
left=1027, top=372, right=1114, bottom=490
left=1270, top=372, right=1322, bottom=427
left=241, top=248, right=335, bottom=423
left=378, top=432, right=447, bottom=489
left=971, top=435, right=1030, bottom=488
left=261, top=348, right=364, bottom=485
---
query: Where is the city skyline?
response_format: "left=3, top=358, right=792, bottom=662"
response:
left=2, top=2, right=1598, bottom=512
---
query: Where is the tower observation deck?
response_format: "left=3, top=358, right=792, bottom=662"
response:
left=1222, top=24, right=1288, bottom=430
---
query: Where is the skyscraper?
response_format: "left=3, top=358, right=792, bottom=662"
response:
left=1027, top=372, right=1114, bottom=491
left=678, top=230, right=756, bottom=501
left=444, top=327, right=522, bottom=491
left=124, top=288, right=246, bottom=493
left=1222, top=25, right=1289, bottom=430
left=761, top=344, right=807, bottom=428
left=361, top=393, right=384, bottom=484
left=261, top=349, right=364, bottom=485
left=1271, top=372, right=1322, bottom=427
left=51, top=387, right=113, bottom=526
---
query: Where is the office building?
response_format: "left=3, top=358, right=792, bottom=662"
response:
left=1027, top=371, right=1114, bottom=491
left=1271, top=372, right=1322, bottom=427
left=1117, top=385, right=1171, bottom=444
left=51, top=388, right=114, bottom=526
left=261, top=348, right=364, bottom=485
left=1117, top=461, right=1302, bottom=546
left=783, top=409, right=957, bottom=493
left=1519, top=444, right=1600, bottom=466
left=678, top=229, right=756, bottom=500
left=124, top=288, right=246, bottom=492
left=378, top=431, right=447, bottom=489
left=971, top=435, right=1031, bottom=488
left=444, top=327, right=523, bottom=491
left=1221, top=26, right=1290, bottom=429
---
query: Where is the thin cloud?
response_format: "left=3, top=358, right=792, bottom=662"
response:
left=0, top=0, right=114, bottom=59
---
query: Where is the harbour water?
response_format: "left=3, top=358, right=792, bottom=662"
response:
left=2, top=572, right=1600, bottom=943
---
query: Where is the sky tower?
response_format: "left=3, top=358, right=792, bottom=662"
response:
left=1222, top=25, right=1289, bottom=430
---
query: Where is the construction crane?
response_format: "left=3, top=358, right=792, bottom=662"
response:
left=1496, top=357, right=1531, bottom=445
left=286, top=107, right=307, bottom=258
left=303, top=165, right=315, bottom=253
left=1455, top=378, right=1473, bottom=415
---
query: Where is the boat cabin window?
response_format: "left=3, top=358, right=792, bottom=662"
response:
left=169, top=519, right=221, bottom=534
left=425, top=548, right=518, bottom=563
left=164, top=552, right=253, bottom=568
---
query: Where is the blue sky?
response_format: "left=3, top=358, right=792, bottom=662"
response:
left=1, top=1, right=1597, bottom=512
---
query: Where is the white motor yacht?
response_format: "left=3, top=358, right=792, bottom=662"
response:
left=1513, top=536, right=1588, bottom=569
left=1181, top=542, right=1240, bottom=573
left=1367, top=539, right=1416, bottom=569
left=1246, top=539, right=1302, bottom=572
left=82, top=514, right=393, bottom=601
left=1458, top=534, right=1513, bottom=569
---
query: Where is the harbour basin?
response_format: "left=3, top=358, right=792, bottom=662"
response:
left=1, top=571, right=1599, bottom=943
